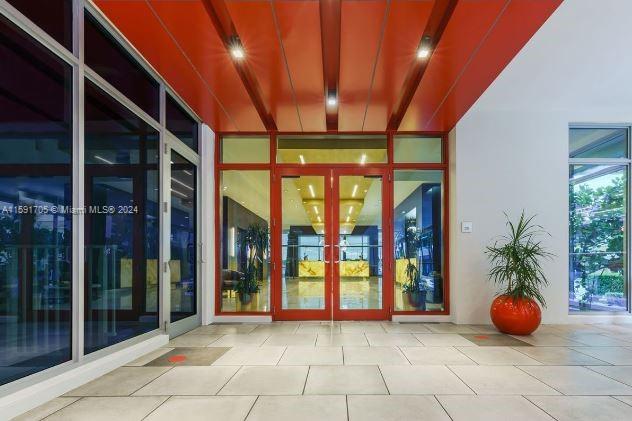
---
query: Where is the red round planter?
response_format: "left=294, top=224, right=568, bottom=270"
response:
left=490, top=295, right=541, bottom=335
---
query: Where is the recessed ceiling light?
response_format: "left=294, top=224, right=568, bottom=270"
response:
left=351, top=184, right=358, bottom=198
left=229, top=37, right=245, bottom=60
left=417, top=47, right=430, bottom=59
left=309, top=184, right=315, bottom=198
left=327, top=94, right=337, bottom=107
left=348, top=206, right=353, bottom=215
left=360, top=154, right=367, bottom=165
left=313, top=205, right=319, bottom=215
left=299, top=154, right=306, bottom=165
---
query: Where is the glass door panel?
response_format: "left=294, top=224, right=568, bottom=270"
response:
left=280, top=175, right=329, bottom=313
left=336, top=175, right=383, bottom=311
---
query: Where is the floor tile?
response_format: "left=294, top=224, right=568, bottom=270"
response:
left=126, top=348, right=174, bottom=367
left=146, top=347, right=230, bottom=366
left=145, top=396, right=256, bottom=421
left=464, top=325, right=501, bottom=334
left=461, top=334, right=532, bottom=347
left=250, top=324, right=299, bottom=334
left=513, top=346, right=611, bottom=365
left=614, top=395, right=632, bottom=406
left=520, top=366, right=632, bottom=395
left=168, top=334, right=222, bottom=347
left=348, top=395, right=450, bottom=421
left=379, top=365, right=473, bottom=395
left=510, top=333, right=583, bottom=346
left=340, top=323, right=386, bottom=333
left=572, top=347, right=632, bottom=364
left=296, top=324, right=341, bottom=334
left=304, top=366, right=388, bottom=394
left=414, top=333, right=477, bottom=346
left=316, top=333, right=368, bottom=346
left=456, top=346, right=542, bottom=365
left=527, top=396, right=632, bottom=421
left=208, top=334, right=270, bottom=347
left=263, top=333, right=317, bottom=346
left=424, top=323, right=478, bottom=334
left=219, top=366, right=309, bottom=395
left=364, top=333, right=422, bottom=346
left=589, top=365, right=632, bottom=386
left=449, top=366, right=559, bottom=395
left=212, top=346, right=286, bottom=366
left=380, top=323, right=432, bottom=333
left=134, top=366, right=239, bottom=396
left=13, top=397, right=79, bottom=421
left=189, top=324, right=258, bottom=335
left=247, top=395, right=347, bottom=421
left=570, top=334, right=632, bottom=347
left=44, top=397, right=168, bottom=421
left=65, top=367, right=171, bottom=396
left=343, top=346, right=410, bottom=365
left=279, top=346, right=343, bottom=365
left=437, top=395, right=554, bottom=421
left=399, top=346, right=476, bottom=365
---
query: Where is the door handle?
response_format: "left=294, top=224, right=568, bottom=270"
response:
left=324, top=244, right=330, bottom=263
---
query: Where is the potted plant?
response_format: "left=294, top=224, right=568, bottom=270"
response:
left=236, top=223, right=269, bottom=306
left=397, top=225, right=428, bottom=310
left=486, top=212, right=553, bottom=335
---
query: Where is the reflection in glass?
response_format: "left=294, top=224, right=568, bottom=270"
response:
left=7, top=0, right=73, bottom=50
left=569, top=164, right=627, bottom=312
left=85, top=12, right=159, bottom=120
left=166, top=95, right=198, bottom=152
left=220, top=171, right=270, bottom=312
left=84, top=80, right=159, bottom=354
left=338, top=176, right=382, bottom=310
left=569, top=128, right=628, bottom=159
left=282, top=176, right=326, bottom=309
left=393, top=136, right=442, bottom=163
left=0, top=15, right=72, bottom=385
left=277, top=135, right=387, bottom=164
left=171, top=152, right=196, bottom=321
left=393, top=171, right=444, bottom=311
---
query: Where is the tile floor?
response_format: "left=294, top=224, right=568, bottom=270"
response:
left=14, top=322, right=632, bottom=421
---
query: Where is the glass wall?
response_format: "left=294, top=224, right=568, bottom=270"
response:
left=277, top=135, right=387, bottom=164
left=219, top=171, right=270, bottom=312
left=83, top=80, right=159, bottom=353
left=221, top=136, right=269, bottom=163
left=0, top=14, right=72, bottom=385
left=170, top=152, right=196, bottom=321
left=7, top=0, right=73, bottom=50
left=569, top=127, right=629, bottom=312
left=393, top=136, right=442, bottom=163
left=393, top=170, right=444, bottom=311
left=166, top=95, right=198, bottom=152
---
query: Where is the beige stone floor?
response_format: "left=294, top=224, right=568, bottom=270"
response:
left=15, top=322, right=632, bottom=421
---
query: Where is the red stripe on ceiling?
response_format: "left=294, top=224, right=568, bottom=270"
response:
left=320, top=0, right=341, bottom=131
left=226, top=1, right=301, bottom=131
left=362, top=0, right=433, bottom=132
left=273, top=1, right=326, bottom=132
left=202, top=0, right=277, bottom=131
left=402, top=0, right=563, bottom=132
left=338, top=0, right=388, bottom=132
left=387, top=0, right=458, bottom=130
left=95, top=0, right=237, bottom=131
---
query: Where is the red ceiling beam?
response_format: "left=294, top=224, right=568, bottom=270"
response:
left=320, top=0, right=341, bottom=131
left=387, top=0, right=458, bottom=131
left=202, top=0, right=277, bottom=131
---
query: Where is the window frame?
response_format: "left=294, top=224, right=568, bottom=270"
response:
left=568, top=123, right=632, bottom=315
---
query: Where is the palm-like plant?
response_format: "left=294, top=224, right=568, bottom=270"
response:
left=236, top=223, right=269, bottom=297
left=486, top=212, right=553, bottom=307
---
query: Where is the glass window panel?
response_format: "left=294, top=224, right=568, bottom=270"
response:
left=170, top=152, right=196, bottom=322
left=84, top=80, right=159, bottom=354
left=221, top=137, right=269, bottom=163
left=166, top=94, right=198, bottom=152
left=219, top=171, right=270, bottom=312
left=277, top=135, right=387, bottom=164
left=569, top=128, right=628, bottom=159
left=7, top=0, right=72, bottom=50
left=339, top=175, right=383, bottom=310
left=569, top=164, right=627, bottom=312
left=281, top=176, right=325, bottom=310
left=393, top=136, right=442, bottom=163
left=85, top=12, right=159, bottom=120
left=393, top=170, right=444, bottom=311
left=0, top=16, right=72, bottom=385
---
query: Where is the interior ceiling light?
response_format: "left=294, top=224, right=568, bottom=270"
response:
left=313, top=205, right=319, bottom=215
left=309, top=184, right=315, bottom=198
left=326, top=89, right=337, bottom=107
left=348, top=206, right=354, bottom=215
left=417, top=35, right=432, bottom=59
left=360, top=154, right=367, bottom=165
left=299, top=154, right=306, bottom=165
left=229, top=36, right=245, bottom=60
left=351, top=184, right=358, bottom=198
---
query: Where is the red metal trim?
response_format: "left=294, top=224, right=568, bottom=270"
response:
left=319, top=0, right=341, bottom=131
left=202, top=0, right=278, bottom=131
left=387, top=0, right=458, bottom=131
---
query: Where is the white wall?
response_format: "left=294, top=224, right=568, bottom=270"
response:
left=450, top=0, right=632, bottom=324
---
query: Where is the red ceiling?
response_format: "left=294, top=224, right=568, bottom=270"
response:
left=94, top=0, right=561, bottom=133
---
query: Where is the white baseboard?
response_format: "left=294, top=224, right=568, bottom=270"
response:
left=211, top=315, right=272, bottom=323
left=392, top=315, right=453, bottom=323
left=0, top=334, right=168, bottom=419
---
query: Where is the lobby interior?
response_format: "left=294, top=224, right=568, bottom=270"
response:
left=4, top=0, right=632, bottom=420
